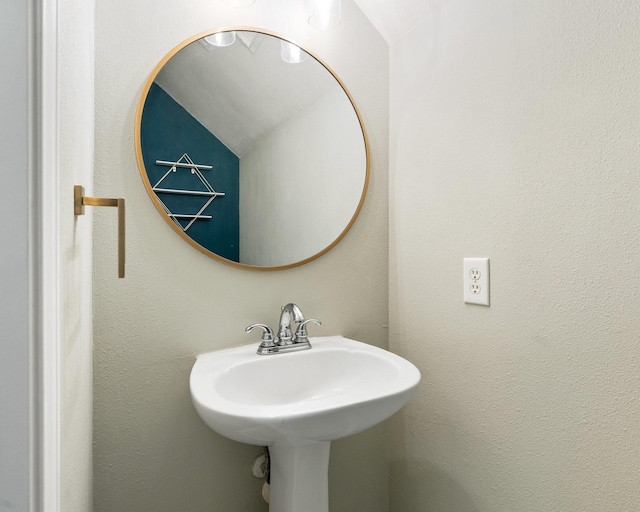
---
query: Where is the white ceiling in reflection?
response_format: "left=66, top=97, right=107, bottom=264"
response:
left=155, top=32, right=337, bottom=157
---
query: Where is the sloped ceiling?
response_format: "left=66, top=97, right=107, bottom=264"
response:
left=155, top=32, right=337, bottom=157
left=153, top=3, right=447, bottom=156
left=352, top=0, right=448, bottom=44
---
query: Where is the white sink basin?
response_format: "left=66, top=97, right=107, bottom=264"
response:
left=190, top=335, right=420, bottom=445
left=190, top=335, right=420, bottom=512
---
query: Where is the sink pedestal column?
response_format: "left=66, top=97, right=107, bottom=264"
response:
left=269, top=442, right=331, bottom=512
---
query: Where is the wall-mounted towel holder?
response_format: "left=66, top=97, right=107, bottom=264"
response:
left=74, top=185, right=125, bottom=278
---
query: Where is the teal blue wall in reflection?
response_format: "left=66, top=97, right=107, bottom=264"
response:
left=141, top=83, right=240, bottom=262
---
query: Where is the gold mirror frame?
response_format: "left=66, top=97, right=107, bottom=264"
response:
left=134, top=27, right=370, bottom=271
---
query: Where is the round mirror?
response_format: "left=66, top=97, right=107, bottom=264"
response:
left=135, top=28, right=369, bottom=270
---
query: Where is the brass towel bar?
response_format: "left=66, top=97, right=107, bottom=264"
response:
left=74, top=185, right=125, bottom=278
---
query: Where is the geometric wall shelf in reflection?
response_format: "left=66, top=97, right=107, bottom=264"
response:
left=152, top=153, right=225, bottom=232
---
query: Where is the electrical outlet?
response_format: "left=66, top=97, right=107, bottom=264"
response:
left=464, top=258, right=489, bottom=306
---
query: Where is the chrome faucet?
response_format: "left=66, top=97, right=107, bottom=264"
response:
left=245, top=303, right=321, bottom=355
left=277, top=303, right=304, bottom=345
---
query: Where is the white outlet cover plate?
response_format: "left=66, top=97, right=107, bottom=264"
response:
left=463, top=258, right=490, bottom=306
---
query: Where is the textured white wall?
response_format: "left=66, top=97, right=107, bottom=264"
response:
left=58, top=0, right=95, bottom=509
left=389, top=0, right=640, bottom=510
left=93, top=0, right=388, bottom=511
left=240, top=87, right=366, bottom=266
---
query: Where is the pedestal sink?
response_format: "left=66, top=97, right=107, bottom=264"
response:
left=190, top=335, right=420, bottom=512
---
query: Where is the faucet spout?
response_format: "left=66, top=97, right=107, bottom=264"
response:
left=278, top=303, right=304, bottom=345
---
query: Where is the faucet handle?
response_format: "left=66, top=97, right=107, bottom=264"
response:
left=294, top=319, right=321, bottom=345
left=245, top=324, right=275, bottom=350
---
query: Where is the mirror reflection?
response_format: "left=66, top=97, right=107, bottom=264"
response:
left=136, top=29, right=368, bottom=269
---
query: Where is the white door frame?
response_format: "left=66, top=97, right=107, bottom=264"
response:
left=0, top=1, right=59, bottom=511
left=36, top=0, right=61, bottom=510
